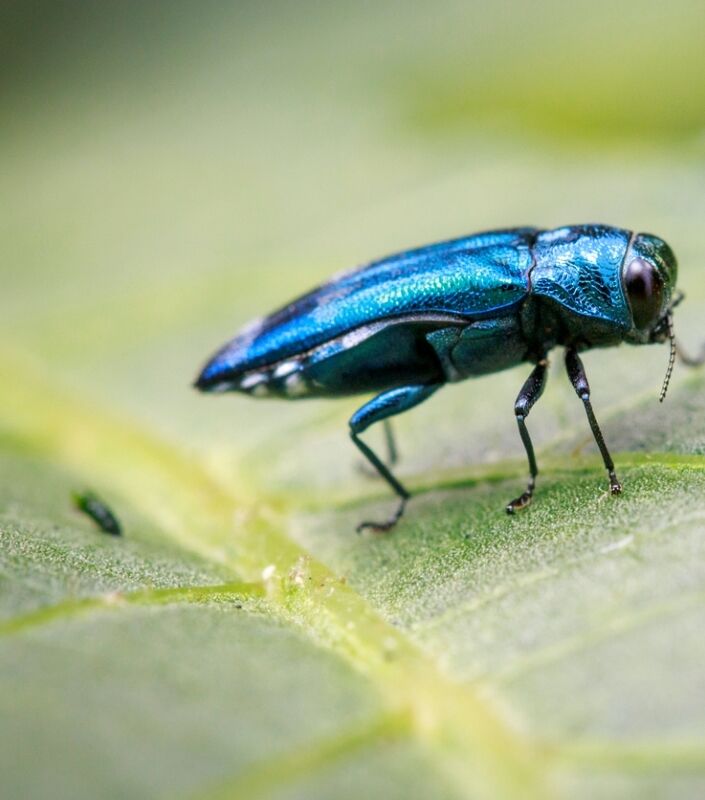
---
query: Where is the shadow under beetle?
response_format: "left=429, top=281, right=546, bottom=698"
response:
left=195, top=224, right=700, bottom=532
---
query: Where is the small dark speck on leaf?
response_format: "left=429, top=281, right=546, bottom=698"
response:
left=72, top=490, right=122, bottom=536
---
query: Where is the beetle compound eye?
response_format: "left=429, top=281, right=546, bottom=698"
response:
left=625, top=258, right=663, bottom=330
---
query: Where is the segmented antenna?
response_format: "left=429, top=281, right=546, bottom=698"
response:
left=659, top=313, right=676, bottom=403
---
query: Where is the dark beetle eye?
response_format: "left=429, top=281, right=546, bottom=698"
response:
left=625, top=258, right=663, bottom=329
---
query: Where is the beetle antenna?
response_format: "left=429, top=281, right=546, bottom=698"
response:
left=659, top=313, right=676, bottom=403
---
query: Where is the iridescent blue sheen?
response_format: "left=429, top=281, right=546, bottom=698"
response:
left=531, top=225, right=633, bottom=330
left=198, top=228, right=535, bottom=384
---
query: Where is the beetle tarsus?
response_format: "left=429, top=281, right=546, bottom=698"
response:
left=506, top=491, right=533, bottom=514
left=506, top=478, right=535, bottom=514
left=356, top=497, right=407, bottom=533
left=608, top=471, right=622, bottom=495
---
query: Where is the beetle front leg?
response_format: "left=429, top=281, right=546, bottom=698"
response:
left=507, top=360, right=548, bottom=514
left=349, top=384, right=441, bottom=533
left=565, top=349, right=622, bottom=495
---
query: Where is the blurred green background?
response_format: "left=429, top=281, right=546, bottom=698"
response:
left=3, top=2, right=705, bottom=799
left=3, top=0, right=705, bottom=457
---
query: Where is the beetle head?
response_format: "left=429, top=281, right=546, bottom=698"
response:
left=622, top=233, right=682, bottom=401
left=622, top=233, right=678, bottom=345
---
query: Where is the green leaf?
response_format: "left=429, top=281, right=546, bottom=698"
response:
left=3, top=3, right=705, bottom=798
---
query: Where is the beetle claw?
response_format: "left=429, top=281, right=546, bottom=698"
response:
left=506, top=491, right=533, bottom=514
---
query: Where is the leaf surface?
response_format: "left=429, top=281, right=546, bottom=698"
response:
left=3, top=3, right=705, bottom=798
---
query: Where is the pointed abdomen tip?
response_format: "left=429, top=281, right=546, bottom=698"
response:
left=193, top=359, right=228, bottom=392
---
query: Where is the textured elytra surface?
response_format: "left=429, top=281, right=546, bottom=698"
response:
left=3, top=2, right=705, bottom=799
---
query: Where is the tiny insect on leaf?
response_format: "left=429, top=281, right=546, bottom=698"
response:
left=72, top=490, right=123, bottom=536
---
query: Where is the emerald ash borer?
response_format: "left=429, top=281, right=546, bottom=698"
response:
left=195, top=224, right=699, bottom=532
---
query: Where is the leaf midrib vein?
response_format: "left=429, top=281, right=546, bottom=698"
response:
left=5, top=352, right=705, bottom=798
left=0, top=351, right=549, bottom=800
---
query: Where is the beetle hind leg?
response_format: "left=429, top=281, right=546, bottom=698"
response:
left=350, top=431, right=408, bottom=533
left=357, top=419, right=398, bottom=478
left=507, top=360, right=548, bottom=514
left=349, top=383, right=441, bottom=533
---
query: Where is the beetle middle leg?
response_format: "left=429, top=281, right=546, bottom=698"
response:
left=350, top=383, right=441, bottom=533
left=507, top=360, right=548, bottom=514
left=565, top=349, right=621, bottom=495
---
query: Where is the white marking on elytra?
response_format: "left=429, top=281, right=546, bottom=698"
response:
left=240, top=372, right=267, bottom=390
left=285, top=372, right=308, bottom=397
left=273, top=360, right=300, bottom=378
left=340, top=322, right=386, bottom=350
left=211, top=382, right=233, bottom=393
